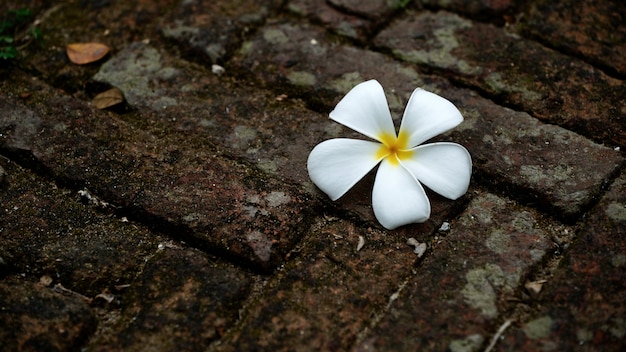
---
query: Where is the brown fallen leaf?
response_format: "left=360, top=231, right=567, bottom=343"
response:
left=66, top=42, right=110, bottom=65
left=39, top=275, right=53, bottom=286
left=525, top=279, right=548, bottom=296
left=92, top=87, right=124, bottom=109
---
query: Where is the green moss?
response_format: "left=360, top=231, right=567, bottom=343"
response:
left=485, top=229, right=511, bottom=254
left=263, top=28, right=289, bottom=45
left=484, top=72, right=542, bottom=102
left=461, top=263, right=520, bottom=318
left=329, top=71, right=363, bottom=93
left=461, top=265, right=500, bottom=318
left=265, top=191, right=291, bottom=208
left=0, top=8, right=40, bottom=60
left=94, top=43, right=181, bottom=108
left=448, top=334, right=484, bottom=352
left=391, top=16, right=481, bottom=76
left=606, top=202, right=626, bottom=221
left=523, top=315, right=554, bottom=339
left=287, top=71, right=317, bottom=87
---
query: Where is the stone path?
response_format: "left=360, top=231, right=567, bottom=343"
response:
left=1, top=0, right=624, bottom=351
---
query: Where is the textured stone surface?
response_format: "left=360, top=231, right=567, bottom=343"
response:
left=0, top=0, right=624, bottom=350
left=420, top=0, right=517, bottom=22
left=499, top=174, right=626, bottom=351
left=162, top=0, right=282, bottom=63
left=0, top=69, right=312, bottom=271
left=443, top=88, right=624, bottom=221
left=519, top=0, right=626, bottom=77
left=327, top=0, right=405, bottom=20
left=224, top=22, right=471, bottom=227
left=0, top=159, right=163, bottom=297
left=91, top=41, right=324, bottom=189
left=233, top=21, right=433, bottom=115
left=89, top=247, right=253, bottom=351
left=16, top=0, right=179, bottom=93
left=233, top=20, right=624, bottom=221
left=218, top=218, right=417, bottom=351
left=357, top=192, right=562, bottom=351
left=375, top=11, right=626, bottom=147
left=287, top=0, right=372, bottom=39
left=0, top=279, right=97, bottom=351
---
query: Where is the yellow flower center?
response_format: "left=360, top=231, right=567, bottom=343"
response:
left=375, top=130, right=413, bottom=166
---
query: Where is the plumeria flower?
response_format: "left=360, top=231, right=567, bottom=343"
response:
left=307, top=80, right=472, bottom=230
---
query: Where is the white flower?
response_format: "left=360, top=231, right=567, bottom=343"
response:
left=307, top=80, right=472, bottom=230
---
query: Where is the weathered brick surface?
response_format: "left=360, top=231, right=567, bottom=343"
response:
left=90, top=41, right=324, bottom=189
left=326, top=0, right=403, bottom=20
left=217, top=218, right=417, bottom=351
left=356, top=192, right=563, bottom=351
left=375, top=11, right=626, bottom=147
left=162, top=0, right=282, bottom=63
left=89, top=247, right=253, bottom=351
left=0, top=278, right=97, bottom=351
left=444, top=89, right=623, bottom=221
left=420, top=0, right=517, bottom=21
left=0, top=69, right=312, bottom=271
left=0, top=0, right=624, bottom=350
left=233, top=21, right=431, bottom=115
left=498, top=174, right=626, bottom=351
left=0, top=159, right=163, bottom=297
left=519, top=0, right=626, bottom=77
left=15, top=0, right=179, bottom=93
left=287, top=0, right=372, bottom=39
left=230, top=21, right=623, bottom=221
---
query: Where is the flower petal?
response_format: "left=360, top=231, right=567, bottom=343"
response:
left=402, top=142, right=472, bottom=200
left=372, top=158, right=430, bottom=230
left=307, top=138, right=383, bottom=201
left=329, top=80, right=396, bottom=142
left=399, top=88, right=464, bottom=147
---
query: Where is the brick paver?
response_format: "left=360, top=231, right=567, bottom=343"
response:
left=375, top=11, right=626, bottom=147
left=355, top=192, right=564, bottom=351
left=499, top=173, right=626, bottom=351
left=1, top=0, right=624, bottom=351
left=518, top=0, right=626, bottom=78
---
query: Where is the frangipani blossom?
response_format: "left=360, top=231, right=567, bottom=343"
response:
left=307, top=80, right=472, bottom=230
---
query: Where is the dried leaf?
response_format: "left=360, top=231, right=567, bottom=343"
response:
left=95, top=292, right=116, bottom=303
left=407, top=237, right=427, bottom=257
left=92, top=87, right=124, bottom=109
left=211, top=64, right=225, bottom=75
left=66, top=42, right=110, bottom=64
left=524, top=279, right=548, bottom=296
left=39, top=275, right=53, bottom=286
left=357, top=235, right=365, bottom=251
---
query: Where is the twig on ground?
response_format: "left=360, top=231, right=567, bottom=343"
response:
left=484, top=319, right=513, bottom=352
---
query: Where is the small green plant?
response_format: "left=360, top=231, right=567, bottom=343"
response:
left=395, top=0, right=413, bottom=10
left=0, top=8, right=41, bottom=60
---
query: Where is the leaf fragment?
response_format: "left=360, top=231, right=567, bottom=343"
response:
left=92, top=87, right=124, bottom=109
left=66, top=42, right=110, bottom=64
left=357, top=235, right=365, bottom=251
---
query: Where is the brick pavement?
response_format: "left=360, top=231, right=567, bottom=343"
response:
left=0, top=0, right=624, bottom=351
